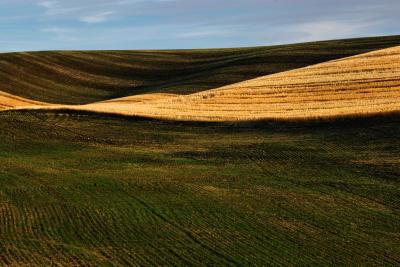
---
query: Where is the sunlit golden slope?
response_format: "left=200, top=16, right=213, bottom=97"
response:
left=0, top=91, right=176, bottom=111
left=0, top=91, right=47, bottom=110
left=53, top=45, right=399, bottom=121
left=99, top=93, right=179, bottom=104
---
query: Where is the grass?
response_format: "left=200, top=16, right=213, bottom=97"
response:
left=1, top=35, right=400, bottom=104
left=0, top=110, right=399, bottom=265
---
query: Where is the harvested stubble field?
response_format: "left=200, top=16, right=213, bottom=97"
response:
left=14, top=44, right=400, bottom=122
left=99, top=93, right=179, bottom=104
left=0, top=111, right=399, bottom=265
left=0, top=91, right=47, bottom=110
left=61, top=45, right=400, bottom=121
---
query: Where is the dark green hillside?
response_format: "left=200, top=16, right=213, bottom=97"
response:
left=1, top=35, right=400, bottom=104
left=0, top=111, right=399, bottom=265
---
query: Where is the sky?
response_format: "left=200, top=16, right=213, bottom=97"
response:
left=1, top=0, right=399, bottom=52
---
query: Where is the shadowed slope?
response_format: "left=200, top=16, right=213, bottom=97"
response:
left=1, top=35, right=400, bottom=104
left=70, top=45, right=400, bottom=121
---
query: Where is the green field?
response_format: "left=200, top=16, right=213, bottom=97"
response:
left=1, top=35, right=400, bottom=104
left=0, top=111, right=399, bottom=265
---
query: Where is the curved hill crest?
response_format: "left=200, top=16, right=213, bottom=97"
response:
left=1, top=35, right=400, bottom=104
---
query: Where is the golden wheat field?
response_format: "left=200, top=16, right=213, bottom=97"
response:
left=41, top=45, right=400, bottom=121
left=0, top=91, right=48, bottom=110
left=2, top=45, right=400, bottom=121
left=99, top=93, right=179, bottom=104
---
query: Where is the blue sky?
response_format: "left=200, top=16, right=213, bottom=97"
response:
left=1, top=0, right=399, bottom=52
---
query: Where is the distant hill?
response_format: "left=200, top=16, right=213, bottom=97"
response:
left=61, top=45, right=400, bottom=121
left=1, top=35, right=400, bottom=104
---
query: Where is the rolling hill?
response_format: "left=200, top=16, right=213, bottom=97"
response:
left=31, top=45, right=400, bottom=122
left=1, top=35, right=400, bottom=104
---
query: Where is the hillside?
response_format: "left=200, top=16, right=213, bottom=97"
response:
left=1, top=35, right=400, bottom=104
left=56, top=45, right=400, bottom=121
left=0, top=111, right=399, bottom=265
left=0, top=91, right=47, bottom=110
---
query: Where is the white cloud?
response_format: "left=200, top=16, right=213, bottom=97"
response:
left=80, top=11, right=113, bottom=24
left=1, top=0, right=400, bottom=51
left=41, top=26, right=73, bottom=34
left=37, top=0, right=57, bottom=9
left=177, top=26, right=235, bottom=38
left=293, top=20, right=379, bottom=42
